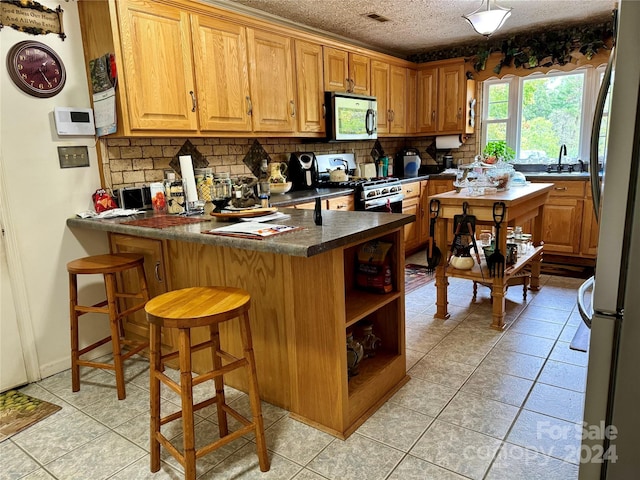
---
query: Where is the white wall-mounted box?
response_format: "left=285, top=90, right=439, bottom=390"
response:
left=54, top=107, right=96, bottom=136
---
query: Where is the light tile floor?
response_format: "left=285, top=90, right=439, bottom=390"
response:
left=2, top=256, right=589, bottom=480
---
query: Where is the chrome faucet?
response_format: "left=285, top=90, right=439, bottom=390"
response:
left=557, top=144, right=567, bottom=173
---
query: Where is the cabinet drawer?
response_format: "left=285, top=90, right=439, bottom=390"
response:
left=402, top=182, right=421, bottom=199
left=548, top=181, right=585, bottom=197
left=327, top=195, right=354, bottom=211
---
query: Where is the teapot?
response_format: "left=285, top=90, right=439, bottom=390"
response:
left=268, top=162, right=288, bottom=184
left=328, top=159, right=349, bottom=182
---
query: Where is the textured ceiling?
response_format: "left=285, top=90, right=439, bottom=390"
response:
left=212, top=0, right=615, bottom=57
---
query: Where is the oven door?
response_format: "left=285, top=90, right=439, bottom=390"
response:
left=363, top=194, right=403, bottom=213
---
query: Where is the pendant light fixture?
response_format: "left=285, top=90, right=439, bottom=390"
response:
left=463, top=0, right=512, bottom=37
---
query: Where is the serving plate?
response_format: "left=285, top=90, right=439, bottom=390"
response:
left=210, top=207, right=278, bottom=219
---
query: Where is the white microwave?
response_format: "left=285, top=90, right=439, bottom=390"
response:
left=325, top=92, right=377, bottom=141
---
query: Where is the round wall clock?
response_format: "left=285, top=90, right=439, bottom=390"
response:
left=6, top=40, right=66, bottom=98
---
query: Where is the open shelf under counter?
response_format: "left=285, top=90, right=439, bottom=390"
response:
left=344, top=290, right=402, bottom=328
left=446, top=245, right=544, bottom=281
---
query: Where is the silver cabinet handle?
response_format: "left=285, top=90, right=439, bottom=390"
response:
left=431, top=110, right=436, bottom=121
left=457, top=107, right=462, bottom=119
left=189, top=91, right=197, bottom=112
left=246, top=96, right=253, bottom=116
left=154, top=261, right=163, bottom=283
left=554, top=187, right=568, bottom=191
left=290, top=100, right=296, bottom=117
left=322, top=103, right=326, bottom=119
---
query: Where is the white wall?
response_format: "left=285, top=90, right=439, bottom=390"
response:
left=1, top=0, right=110, bottom=380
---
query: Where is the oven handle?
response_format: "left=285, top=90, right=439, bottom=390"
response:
left=364, top=193, right=404, bottom=209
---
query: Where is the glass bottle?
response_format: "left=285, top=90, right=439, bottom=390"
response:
left=256, top=159, right=270, bottom=208
left=360, top=323, right=381, bottom=358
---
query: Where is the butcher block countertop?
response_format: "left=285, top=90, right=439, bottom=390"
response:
left=67, top=208, right=414, bottom=258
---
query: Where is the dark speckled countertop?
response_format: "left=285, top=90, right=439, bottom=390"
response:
left=67, top=208, right=414, bottom=258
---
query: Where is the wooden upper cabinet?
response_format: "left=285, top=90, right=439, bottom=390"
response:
left=438, top=62, right=465, bottom=133
left=417, top=67, right=437, bottom=134
left=389, top=65, right=407, bottom=134
left=247, top=28, right=296, bottom=132
left=406, top=69, right=417, bottom=134
left=117, top=0, right=198, bottom=131
left=323, top=47, right=370, bottom=95
left=349, top=53, right=370, bottom=95
left=294, top=40, right=325, bottom=134
left=191, top=16, right=251, bottom=132
left=323, top=47, right=349, bottom=92
left=371, top=60, right=390, bottom=134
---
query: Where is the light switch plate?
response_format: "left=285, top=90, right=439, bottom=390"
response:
left=58, top=146, right=90, bottom=168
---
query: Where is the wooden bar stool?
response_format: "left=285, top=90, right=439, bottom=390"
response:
left=145, top=286, right=270, bottom=480
left=67, top=253, right=150, bottom=400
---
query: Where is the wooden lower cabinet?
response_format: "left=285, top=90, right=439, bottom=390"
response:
left=581, top=197, right=599, bottom=256
left=402, top=181, right=421, bottom=251
left=163, top=228, right=408, bottom=439
left=530, top=179, right=598, bottom=259
left=327, top=195, right=354, bottom=211
left=109, top=233, right=172, bottom=348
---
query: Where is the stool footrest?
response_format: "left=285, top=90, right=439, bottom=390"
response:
left=160, top=396, right=219, bottom=426
left=74, top=302, right=109, bottom=316
left=197, top=423, right=255, bottom=459
left=193, top=358, right=246, bottom=387
left=160, top=339, right=215, bottom=365
left=76, top=359, right=116, bottom=371
left=77, top=335, right=112, bottom=356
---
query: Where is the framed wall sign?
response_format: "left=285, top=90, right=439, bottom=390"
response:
left=0, top=0, right=66, bottom=40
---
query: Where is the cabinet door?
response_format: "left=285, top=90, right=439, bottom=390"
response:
left=349, top=53, right=370, bottom=95
left=247, top=29, right=296, bottom=132
left=191, top=16, right=251, bottom=132
left=327, top=195, right=354, bottom=211
left=438, top=63, right=465, bottom=133
left=295, top=40, right=326, bottom=134
left=417, top=67, right=437, bottom=134
left=427, top=178, right=454, bottom=197
left=403, top=196, right=420, bottom=251
left=371, top=60, right=390, bottom=134
left=117, top=0, right=197, bottom=131
left=581, top=197, right=599, bottom=257
left=541, top=198, right=584, bottom=254
left=323, top=46, right=349, bottom=92
left=109, top=234, right=171, bottom=347
left=389, top=66, right=407, bottom=134
left=406, top=69, right=417, bottom=134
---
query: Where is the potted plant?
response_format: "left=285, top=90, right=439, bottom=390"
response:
left=483, top=141, right=515, bottom=164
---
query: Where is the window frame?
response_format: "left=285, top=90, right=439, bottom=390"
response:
left=481, top=65, right=606, bottom=162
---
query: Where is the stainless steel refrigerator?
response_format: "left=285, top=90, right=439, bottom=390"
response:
left=578, top=0, right=640, bottom=478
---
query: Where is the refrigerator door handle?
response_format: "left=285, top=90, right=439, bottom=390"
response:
left=577, top=275, right=595, bottom=328
left=590, top=45, right=616, bottom=222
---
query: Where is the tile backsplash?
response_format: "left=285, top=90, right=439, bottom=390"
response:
left=103, top=134, right=478, bottom=190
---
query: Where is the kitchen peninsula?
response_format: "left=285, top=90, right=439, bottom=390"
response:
left=67, top=208, right=413, bottom=439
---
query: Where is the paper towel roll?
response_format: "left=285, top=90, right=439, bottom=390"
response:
left=436, top=135, right=462, bottom=150
left=179, top=155, right=199, bottom=203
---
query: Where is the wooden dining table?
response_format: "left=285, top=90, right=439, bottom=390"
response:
left=429, top=182, right=553, bottom=330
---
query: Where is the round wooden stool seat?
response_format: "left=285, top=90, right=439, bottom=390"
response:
left=67, top=253, right=149, bottom=400
left=145, top=286, right=269, bottom=479
left=67, top=253, right=145, bottom=275
left=145, top=286, right=251, bottom=329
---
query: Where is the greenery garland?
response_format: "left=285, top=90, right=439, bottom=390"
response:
left=408, top=18, right=614, bottom=75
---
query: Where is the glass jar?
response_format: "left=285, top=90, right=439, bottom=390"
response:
left=486, top=160, right=515, bottom=191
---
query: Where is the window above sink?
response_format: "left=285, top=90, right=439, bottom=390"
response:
left=481, top=66, right=612, bottom=166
